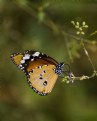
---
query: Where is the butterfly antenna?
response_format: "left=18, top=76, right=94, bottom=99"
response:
left=62, top=63, right=72, bottom=77
left=63, top=64, right=71, bottom=73
left=62, top=64, right=74, bottom=82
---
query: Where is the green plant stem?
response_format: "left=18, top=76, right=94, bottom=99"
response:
left=80, top=39, right=96, bottom=71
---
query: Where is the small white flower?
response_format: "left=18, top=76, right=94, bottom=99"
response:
left=71, top=20, right=88, bottom=35
left=84, top=25, right=88, bottom=28
left=76, top=22, right=79, bottom=26
left=71, top=21, right=75, bottom=24
left=81, top=32, right=85, bottom=35
left=82, top=21, right=86, bottom=26
left=76, top=31, right=80, bottom=35
left=71, top=21, right=76, bottom=26
left=66, top=80, right=70, bottom=84
left=79, top=27, right=82, bottom=31
left=75, top=26, right=79, bottom=29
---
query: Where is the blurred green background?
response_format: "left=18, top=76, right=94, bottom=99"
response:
left=0, top=0, right=97, bottom=121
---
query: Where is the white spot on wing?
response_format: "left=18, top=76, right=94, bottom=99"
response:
left=23, top=54, right=30, bottom=60
left=38, top=66, right=42, bottom=68
left=31, top=58, right=34, bottom=61
left=32, top=52, right=40, bottom=57
left=19, top=64, right=22, bottom=68
left=21, top=60, right=25, bottom=64
left=36, top=66, right=42, bottom=69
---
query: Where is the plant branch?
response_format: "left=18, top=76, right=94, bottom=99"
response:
left=14, top=2, right=97, bottom=82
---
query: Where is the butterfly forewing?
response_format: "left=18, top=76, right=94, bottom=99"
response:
left=28, top=65, right=58, bottom=95
left=11, top=50, right=58, bottom=73
left=11, top=53, right=24, bottom=66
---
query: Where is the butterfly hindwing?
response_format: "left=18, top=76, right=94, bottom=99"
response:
left=28, top=65, right=58, bottom=95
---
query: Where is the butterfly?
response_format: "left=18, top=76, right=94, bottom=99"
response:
left=11, top=50, right=69, bottom=96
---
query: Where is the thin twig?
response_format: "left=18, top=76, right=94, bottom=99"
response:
left=63, top=70, right=97, bottom=83
left=80, top=38, right=96, bottom=71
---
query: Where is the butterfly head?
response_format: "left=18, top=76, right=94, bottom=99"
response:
left=55, top=62, right=64, bottom=75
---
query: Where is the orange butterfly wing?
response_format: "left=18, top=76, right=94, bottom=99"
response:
left=28, top=65, right=58, bottom=95
left=11, top=50, right=59, bottom=96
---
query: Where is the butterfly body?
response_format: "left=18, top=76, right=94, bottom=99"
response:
left=11, top=50, right=64, bottom=96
